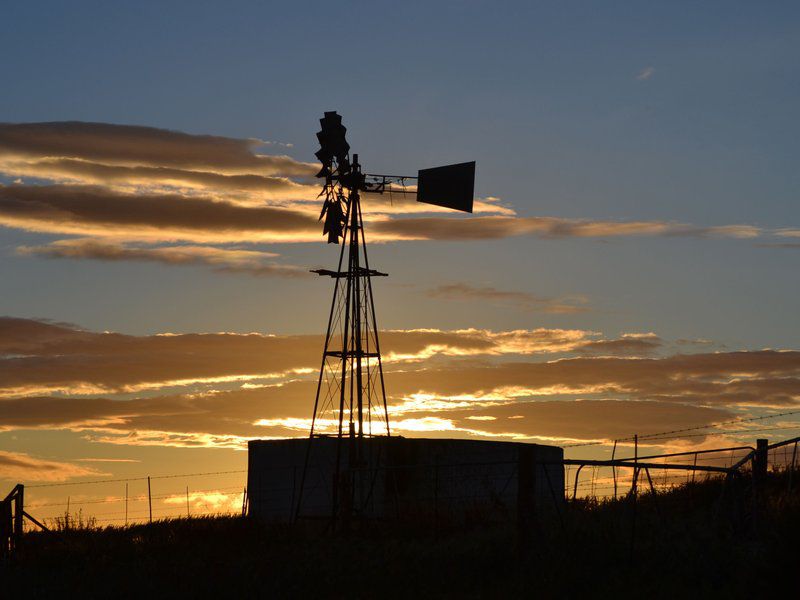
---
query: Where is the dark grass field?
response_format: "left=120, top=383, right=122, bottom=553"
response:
left=3, top=472, right=799, bottom=598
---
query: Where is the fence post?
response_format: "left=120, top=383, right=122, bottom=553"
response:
left=751, top=439, right=769, bottom=530
left=611, top=440, right=618, bottom=499
left=789, top=441, right=798, bottom=493
left=13, top=485, right=23, bottom=552
left=754, top=439, right=768, bottom=485
left=147, top=476, right=152, bottom=523
left=629, top=435, right=638, bottom=561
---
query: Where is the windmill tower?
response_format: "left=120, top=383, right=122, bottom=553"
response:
left=296, top=112, right=475, bottom=522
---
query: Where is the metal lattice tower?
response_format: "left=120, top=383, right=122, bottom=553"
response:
left=309, top=152, right=391, bottom=450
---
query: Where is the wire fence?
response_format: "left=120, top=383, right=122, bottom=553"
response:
left=18, top=469, right=249, bottom=530
left=7, top=434, right=800, bottom=531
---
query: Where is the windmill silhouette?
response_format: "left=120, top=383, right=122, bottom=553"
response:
left=295, top=112, right=475, bottom=522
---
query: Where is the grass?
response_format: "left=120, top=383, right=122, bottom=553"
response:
left=3, top=470, right=799, bottom=598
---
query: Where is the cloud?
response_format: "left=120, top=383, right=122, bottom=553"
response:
left=575, top=333, right=663, bottom=356
left=1, top=183, right=765, bottom=251
left=3, top=318, right=797, bottom=415
left=75, top=458, right=139, bottom=463
left=0, top=120, right=778, bottom=252
left=636, top=66, right=655, bottom=81
left=0, top=317, right=797, bottom=448
left=0, top=121, right=511, bottom=217
left=0, top=318, right=598, bottom=395
left=163, top=489, right=243, bottom=512
left=0, top=450, right=105, bottom=482
left=0, top=121, right=317, bottom=177
left=404, top=399, right=731, bottom=442
left=0, top=384, right=740, bottom=449
left=371, top=215, right=763, bottom=242
left=427, top=283, right=589, bottom=314
left=1, top=185, right=764, bottom=248
left=1, top=157, right=316, bottom=198
left=0, top=120, right=784, bottom=271
left=17, top=239, right=310, bottom=278
left=382, top=352, right=800, bottom=408
left=2, top=377, right=752, bottom=448
left=0, top=184, right=321, bottom=243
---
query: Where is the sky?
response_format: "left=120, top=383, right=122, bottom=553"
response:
left=1, top=1, right=799, bottom=522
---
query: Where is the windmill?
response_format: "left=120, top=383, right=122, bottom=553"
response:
left=296, top=111, right=475, bottom=522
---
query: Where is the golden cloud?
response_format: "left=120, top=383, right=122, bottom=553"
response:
left=0, top=318, right=597, bottom=395
left=0, top=317, right=797, bottom=448
left=0, top=450, right=105, bottom=482
left=0, top=184, right=321, bottom=243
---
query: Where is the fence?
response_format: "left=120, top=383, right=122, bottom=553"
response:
left=3, top=434, right=799, bottom=556
left=11, top=469, right=249, bottom=532
left=563, top=435, right=800, bottom=501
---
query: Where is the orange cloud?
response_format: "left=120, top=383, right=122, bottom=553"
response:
left=0, top=184, right=321, bottom=243
left=0, top=450, right=105, bottom=482
left=0, top=318, right=597, bottom=396
left=163, top=489, right=243, bottom=512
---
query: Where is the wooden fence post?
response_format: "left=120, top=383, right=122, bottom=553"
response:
left=754, top=439, right=768, bottom=485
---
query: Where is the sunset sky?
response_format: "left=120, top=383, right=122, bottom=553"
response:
left=2, top=1, right=799, bottom=521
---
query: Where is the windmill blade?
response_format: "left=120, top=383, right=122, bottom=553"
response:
left=416, top=161, right=475, bottom=213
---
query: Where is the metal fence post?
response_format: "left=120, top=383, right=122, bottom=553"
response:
left=629, top=435, right=638, bottom=561
left=611, top=440, right=618, bottom=499
left=13, top=485, right=23, bottom=552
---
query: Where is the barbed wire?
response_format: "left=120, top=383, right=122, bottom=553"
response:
left=563, top=409, right=800, bottom=448
left=26, top=468, right=248, bottom=489
left=28, top=485, right=247, bottom=508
